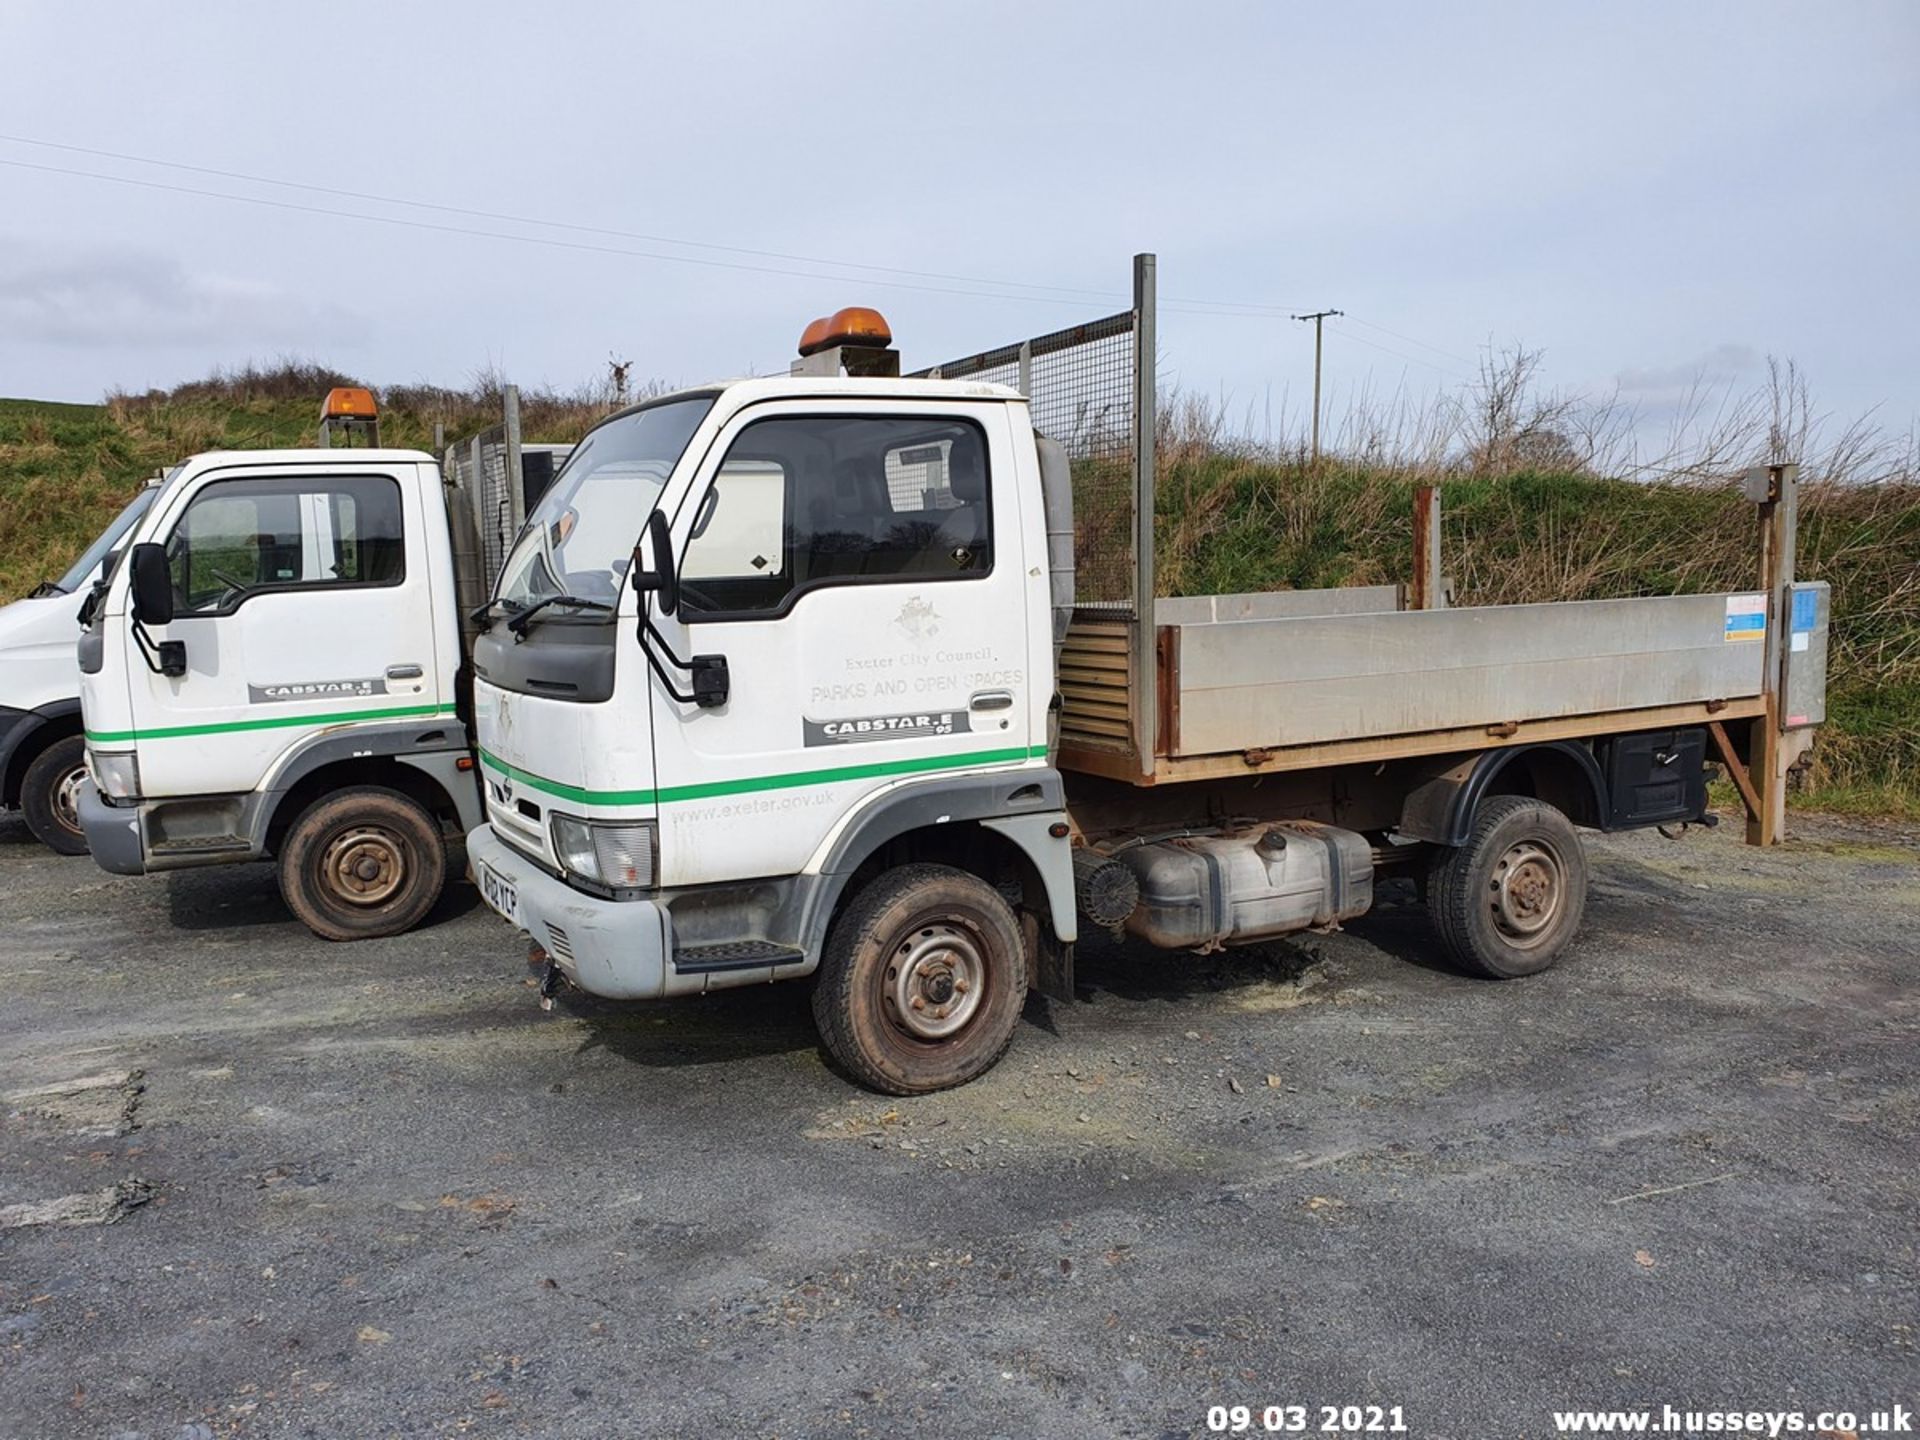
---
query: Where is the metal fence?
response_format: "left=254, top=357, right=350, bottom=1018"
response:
left=915, top=253, right=1159, bottom=771
left=442, top=387, right=526, bottom=593
left=919, top=311, right=1142, bottom=610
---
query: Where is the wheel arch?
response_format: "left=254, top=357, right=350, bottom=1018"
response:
left=799, top=768, right=1076, bottom=958
left=2, top=702, right=81, bottom=808
left=263, top=753, right=467, bottom=856
left=251, top=720, right=478, bottom=856
left=1400, top=741, right=1608, bottom=847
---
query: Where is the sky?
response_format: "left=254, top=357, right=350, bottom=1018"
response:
left=1, top=1, right=1915, bottom=460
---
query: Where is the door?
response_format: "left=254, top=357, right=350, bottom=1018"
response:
left=645, top=400, right=1038, bottom=888
left=129, top=463, right=447, bottom=798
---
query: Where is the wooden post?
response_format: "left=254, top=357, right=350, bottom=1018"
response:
left=1410, top=485, right=1442, bottom=610
left=1745, top=462, right=1798, bottom=846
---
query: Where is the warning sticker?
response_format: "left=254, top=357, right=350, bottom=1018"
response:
left=1723, top=593, right=1766, bottom=642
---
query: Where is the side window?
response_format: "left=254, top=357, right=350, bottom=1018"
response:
left=678, top=416, right=991, bottom=618
left=164, top=475, right=405, bottom=614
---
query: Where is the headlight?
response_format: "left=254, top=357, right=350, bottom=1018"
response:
left=88, top=748, right=141, bottom=802
left=550, top=814, right=656, bottom=889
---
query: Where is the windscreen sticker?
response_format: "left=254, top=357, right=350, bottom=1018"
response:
left=1724, top=593, right=1766, bottom=642
left=1791, top=588, right=1819, bottom=633
left=804, top=710, right=973, bottom=746
left=249, top=677, right=389, bottom=704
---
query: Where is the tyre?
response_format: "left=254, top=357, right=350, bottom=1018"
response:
left=1426, top=795, right=1588, bottom=979
left=277, top=786, right=447, bottom=941
left=812, top=862, right=1029, bottom=1095
left=21, top=734, right=90, bottom=856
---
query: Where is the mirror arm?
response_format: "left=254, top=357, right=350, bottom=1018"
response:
left=634, top=607, right=728, bottom=709
left=131, top=618, right=186, bottom=678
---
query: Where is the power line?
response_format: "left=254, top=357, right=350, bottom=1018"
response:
left=0, top=155, right=1123, bottom=308
left=1338, top=327, right=1474, bottom=377
left=0, top=132, right=1314, bottom=315
left=1345, top=314, right=1477, bottom=366
left=0, top=133, right=1483, bottom=366
left=0, top=132, right=1136, bottom=304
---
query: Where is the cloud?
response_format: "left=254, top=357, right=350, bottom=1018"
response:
left=0, top=240, right=364, bottom=350
left=1615, top=343, right=1764, bottom=403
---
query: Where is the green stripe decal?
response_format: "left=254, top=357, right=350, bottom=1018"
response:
left=85, top=702, right=458, bottom=745
left=478, top=744, right=1049, bottom=808
left=478, top=750, right=653, bottom=807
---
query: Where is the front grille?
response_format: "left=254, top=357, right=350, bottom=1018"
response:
left=486, top=789, right=547, bottom=859
left=544, top=923, right=574, bottom=962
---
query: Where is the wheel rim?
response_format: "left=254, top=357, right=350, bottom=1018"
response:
left=52, top=765, right=87, bottom=834
left=319, top=825, right=409, bottom=907
left=1487, top=838, right=1564, bottom=949
left=883, top=923, right=987, bottom=1041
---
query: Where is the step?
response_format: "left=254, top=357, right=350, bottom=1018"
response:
left=149, top=835, right=251, bottom=855
left=672, top=940, right=808, bottom=974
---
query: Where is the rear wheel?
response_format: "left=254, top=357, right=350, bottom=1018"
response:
left=1427, top=795, right=1587, bottom=978
left=812, top=863, right=1028, bottom=1094
left=21, top=735, right=90, bottom=856
left=277, top=786, right=446, bottom=941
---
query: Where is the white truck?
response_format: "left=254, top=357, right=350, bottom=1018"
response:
left=460, top=284, right=1829, bottom=1094
left=0, top=476, right=164, bottom=853
left=76, top=389, right=569, bottom=938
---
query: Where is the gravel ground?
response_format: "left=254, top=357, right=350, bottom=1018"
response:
left=1, top=808, right=1916, bottom=1440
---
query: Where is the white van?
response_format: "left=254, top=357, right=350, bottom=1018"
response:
left=0, top=477, right=163, bottom=853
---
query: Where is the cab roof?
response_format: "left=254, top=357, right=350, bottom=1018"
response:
left=175, top=447, right=440, bottom=468
left=599, top=373, right=1026, bottom=427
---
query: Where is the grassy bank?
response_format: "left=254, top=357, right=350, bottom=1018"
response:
left=2, top=373, right=1914, bottom=816
left=0, top=364, right=610, bottom=599
left=1156, top=453, right=1920, bottom=816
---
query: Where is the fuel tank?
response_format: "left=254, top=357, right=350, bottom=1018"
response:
left=1116, top=822, right=1373, bottom=951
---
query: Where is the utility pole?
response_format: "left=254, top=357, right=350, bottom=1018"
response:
left=1293, top=308, right=1342, bottom=462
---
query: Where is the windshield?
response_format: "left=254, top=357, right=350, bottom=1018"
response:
left=54, top=482, right=165, bottom=593
left=494, top=395, right=715, bottom=611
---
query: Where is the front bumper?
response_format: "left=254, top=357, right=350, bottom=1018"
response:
left=467, top=823, right=670, bottom=1001
left=76, top=778, right=146, bottom=875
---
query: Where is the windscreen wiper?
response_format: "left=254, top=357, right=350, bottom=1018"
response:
left=469, top=596, right=525, bottom=627
left=505, top=594, right=614, bottom=638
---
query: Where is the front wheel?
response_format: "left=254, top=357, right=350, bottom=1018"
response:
left=277, top=786, right=447, bottom=941
left=1426, top=795, right=1588, bottom=979
left=812, top=863, right=1028, bottom=1094
left=21, top=734, right=90, bottom=856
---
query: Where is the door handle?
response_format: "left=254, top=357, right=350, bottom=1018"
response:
left=969, top=689, right=1014, bottom=711
left=386, top=663, right=424, bottom=680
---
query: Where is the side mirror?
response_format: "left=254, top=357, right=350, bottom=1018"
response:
left=128, top=542, right=175, bottom=626
left=629, top=510, right=679, bottom=616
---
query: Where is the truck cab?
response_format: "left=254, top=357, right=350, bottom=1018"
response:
left=465, top=366, right=1075, bottom=1092
left=77, top=446, right=483, bottom=938
left=0, top=478, right=163, bottom=853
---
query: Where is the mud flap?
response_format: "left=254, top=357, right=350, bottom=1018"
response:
left=1023, top=909, right=1076, bottom=1003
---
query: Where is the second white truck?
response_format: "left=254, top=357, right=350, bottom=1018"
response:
left=76, top=389, right=569, bottom=937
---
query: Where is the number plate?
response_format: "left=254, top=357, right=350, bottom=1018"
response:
left=478, top=861, right=518, bottom=927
